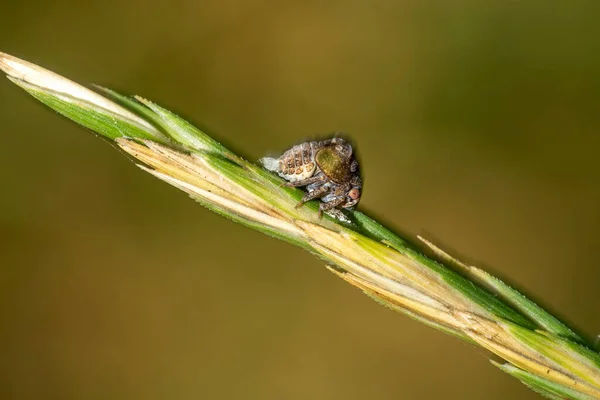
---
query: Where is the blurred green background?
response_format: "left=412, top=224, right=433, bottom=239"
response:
left=1, top=1, right=599, bottom=399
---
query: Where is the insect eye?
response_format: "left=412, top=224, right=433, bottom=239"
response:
left=348, top=188, right=360, bottom=200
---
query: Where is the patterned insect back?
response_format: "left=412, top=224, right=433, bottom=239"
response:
left=260, top=136, right=362, bottom=220
left=277, top=142, right=319, bottom=182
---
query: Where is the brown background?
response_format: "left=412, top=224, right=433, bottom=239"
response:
left=1, top=1, right=599, bottom=399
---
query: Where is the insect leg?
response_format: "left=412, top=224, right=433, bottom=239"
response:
left=294, top=185, right=330, bottom=209
left=331, top=182, right=351, bottom=196
left=282, top=174, right=326, bottom=188
left=317, top=196, right=346, bottom=219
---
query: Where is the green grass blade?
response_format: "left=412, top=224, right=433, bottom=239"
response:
left=493, top=361, right=596, bottom=400
left=419, top=237, right=587, bottom=344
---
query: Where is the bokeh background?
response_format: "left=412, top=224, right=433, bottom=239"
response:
left=1, top=1, right=599, bottom=399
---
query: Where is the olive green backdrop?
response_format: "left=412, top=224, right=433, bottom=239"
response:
left=1, top=1, right=599, bottom=399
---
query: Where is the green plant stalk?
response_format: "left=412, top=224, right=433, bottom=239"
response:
left=1, top=51, right=599, bottom=399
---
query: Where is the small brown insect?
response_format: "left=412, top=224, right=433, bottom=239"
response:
left=260, top=137, right=362, bottom=219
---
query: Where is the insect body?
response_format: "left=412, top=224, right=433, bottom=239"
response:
left=260, top=137, right=362, bottom=219
left=269, top=141, right=319, bottom=183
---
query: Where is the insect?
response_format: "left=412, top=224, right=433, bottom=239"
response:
left=260, top=137, right=362, bottom=220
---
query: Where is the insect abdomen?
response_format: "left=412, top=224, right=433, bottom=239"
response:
left=269, top=141, right=319, bottom=182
